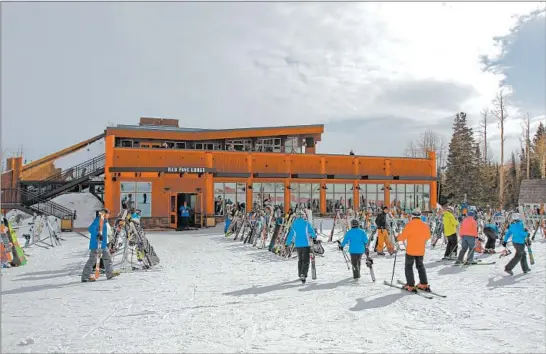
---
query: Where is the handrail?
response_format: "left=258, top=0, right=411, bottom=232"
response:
left=19, top=154, right=106, bottom=204
left=42, top=154, right=105, bottom=183
left=1, top=188, right=75, bottom=219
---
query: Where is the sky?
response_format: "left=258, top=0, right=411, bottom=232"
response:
left=1, top=2, right=545, bottom=164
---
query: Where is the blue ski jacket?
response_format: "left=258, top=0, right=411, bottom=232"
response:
left=503, top=221, right=528, bottom=245
left=179, top=205, right=190, bottom=217
left=285, top=217, right=316, bottom=247
left=340, top=227, right=369, bottom=255
left=484, top=223, right=499, bottom=234
left=88, top=216, right=109, bottom=250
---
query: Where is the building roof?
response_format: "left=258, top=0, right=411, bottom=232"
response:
left=106, top=123, right=324, bottom=141
left=112, top=123, right=324, bottom=133
left=518, top=179, right=546, bottom=204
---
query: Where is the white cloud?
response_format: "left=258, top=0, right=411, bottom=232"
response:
left=3, top=2, right=545, bottom=162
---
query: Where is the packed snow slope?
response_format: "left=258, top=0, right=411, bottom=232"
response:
left=2, top=227, right=545, bottom=353
left=50, top=192, right=104, bottom=228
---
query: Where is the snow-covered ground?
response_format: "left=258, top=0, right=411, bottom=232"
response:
left=2, top=226, right=545, bottom=353
left=50, top=193, right=104, bottom=228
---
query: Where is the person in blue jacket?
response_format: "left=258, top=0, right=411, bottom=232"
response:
left=179, top=201, right=191, bottom=230
left=285, top=209, right=317, bottom=283
left=502, top=213, right=531, bottom=275
left=338, top=219, right=369, bottom=279
left=483, top=222, right=499, bottom=253
left=81, top=208, right=120, bottom=282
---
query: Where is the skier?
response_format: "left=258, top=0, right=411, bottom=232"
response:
left=338, top=219, right=369, bottom=279
left=502, top=213, right=531, bottom=275
left=396, top=209, right=431, bottom=292
left=375, top=206, right=394, bottom=256
left=81, top=209, right=120, bottom=282
left=442, top=206, right=459, bottom=260
left=455, top=211, right=479, bottom=265
left=285, top=210, right=318, bottom=283
left=483, top=221, right=499, bottom=253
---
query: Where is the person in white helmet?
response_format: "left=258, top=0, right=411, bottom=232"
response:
left=502, top=213, right=531, bottom=275
left=396, top=209, right=432, bottom=292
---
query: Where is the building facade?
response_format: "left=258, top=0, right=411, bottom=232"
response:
left=103, top=118, right=437, bottom=228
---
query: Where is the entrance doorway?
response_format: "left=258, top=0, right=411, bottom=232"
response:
left=169, top=192, right=201, bottom=230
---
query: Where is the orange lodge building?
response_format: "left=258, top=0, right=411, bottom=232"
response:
left=103, top=118, right=437, bottom=228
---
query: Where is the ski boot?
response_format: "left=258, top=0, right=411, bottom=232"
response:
left=464, top=261, right=478, bottom=265
left=523, top=268, right=531, bottom=274
left=376, top=252, right=385, bottom=256
left=402, top=284, right=416, bottom=293
left=504, top=268, right=514, bottom=276
left=454, top=260, right=462, bottom=265
left=299, top=275, right=306, bottom=284
left=416, top=283, right=431, bottom=292
left=82, top=277, right=96, bottom=283
left=107, top=271, right=121, bottom=280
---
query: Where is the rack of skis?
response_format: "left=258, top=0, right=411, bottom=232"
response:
left=108, top=209, right=161, bottom=272
left=223, top=205, right=545, bottom=263
left=1, top=213, right=64, bottom=268
left=223, top=206, right=411, bottom=260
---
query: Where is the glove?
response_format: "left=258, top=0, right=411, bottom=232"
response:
left=312, top=238, right=318, bottom=244
left=338, top=244, right=343, bottom=251
left=97, top=232, right=103, bottom=242
left=366, top=258, right=373, bottom=267
left=525, top=238, right=531, bottom=247
left=502, top=241, right=507, bottom=247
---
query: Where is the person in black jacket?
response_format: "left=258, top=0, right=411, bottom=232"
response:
left=375, top=206, right=394, bottom=255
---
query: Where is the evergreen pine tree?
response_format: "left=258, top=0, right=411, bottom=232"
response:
left=444, top=112, right=480, bottom=204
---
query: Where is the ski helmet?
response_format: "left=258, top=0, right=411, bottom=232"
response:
left=447, top=206, right=455, bottom=213
left=411, top=208, right=421, bottom=218
left=296, top=208, right=305, bottom=217
left=512, top=213, right=521, bottom=221
left=350, top=219, right=360, bottom=228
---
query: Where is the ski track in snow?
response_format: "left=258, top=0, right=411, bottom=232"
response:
left=1, top=227, right=545, bottom=353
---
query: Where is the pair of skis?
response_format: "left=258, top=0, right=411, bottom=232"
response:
left=336, top=240, right=376, bottom=282
left=452, top=260, right=496, bottom=267
left=383, top=280, right=446, bottom=299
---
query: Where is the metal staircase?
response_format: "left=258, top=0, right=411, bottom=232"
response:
left=21, top=154, right=105, bottom=205
left=1, top=188, right=76, bottom=220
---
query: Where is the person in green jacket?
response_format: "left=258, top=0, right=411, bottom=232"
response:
left=442, top=206, right=459, bottom=260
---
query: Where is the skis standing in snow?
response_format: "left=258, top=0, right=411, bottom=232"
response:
left=455, top=211, right=479, bottom=265
left=442, top=206, right=459, bottom=259
left=396, top=208, right=432, bottom=293
left=81, top=209, right=120, bottom=282
left=284, top=210, right=317, bottom=284
left=502, top=213, right=531, bottom=276
left=338, top=219, right=369, bottom=280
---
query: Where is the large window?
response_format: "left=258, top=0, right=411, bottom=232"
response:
left=325, top=184, right=352, bottom=213
left=120, top=182, right=152, bottom=217
left=214, top=182, right=246, bottom=215
left=252, top=182, right=284, bottom=210
left=284, top=137, right=302, bottom=153
left=391, top=184, right=430, bottom=212
left=255, top=138, right=282, bottom=152
left=290, top=183, right=320, bottom=213
left=359, top=184, right=384, bottom=211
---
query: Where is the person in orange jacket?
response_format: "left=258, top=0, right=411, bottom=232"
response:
left=396, top=208, right=431, bottom=292
left=455, top=211, right=479, bottom=265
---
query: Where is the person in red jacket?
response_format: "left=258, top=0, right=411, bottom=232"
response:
left=455, top=211, right=479, bottom=265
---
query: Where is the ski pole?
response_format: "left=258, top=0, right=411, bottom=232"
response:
left=390, top=250, right=397, bottom=286
left=336, top=240, right=351, bottom=270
